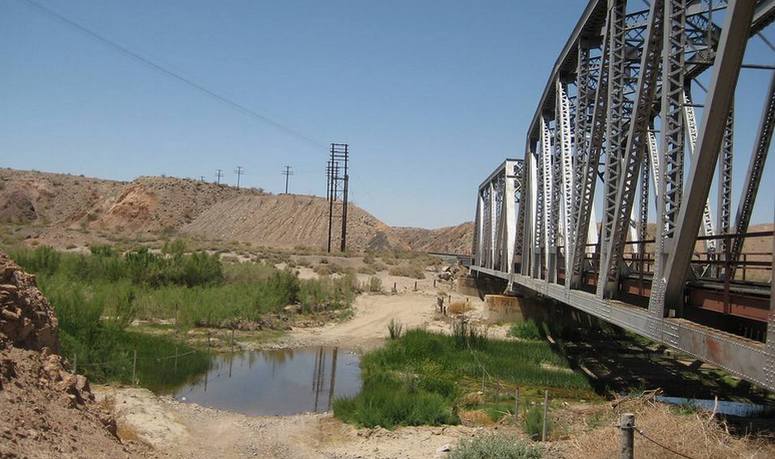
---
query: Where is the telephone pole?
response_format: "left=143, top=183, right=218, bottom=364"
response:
left=325, top=143, right=350, bottom=253
left=215, top=169, right=223, bottom=184
left=234, top=166, right=244, bottom=189
left=281, top=165, right=294, bottom=194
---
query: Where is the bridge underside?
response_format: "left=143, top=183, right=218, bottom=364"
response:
left=472, top=0, right=775, bottom=390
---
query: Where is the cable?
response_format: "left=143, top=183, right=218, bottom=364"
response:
left=634, top=427, right=696, bottom=459
left=17, top=0, right=324, bottom=148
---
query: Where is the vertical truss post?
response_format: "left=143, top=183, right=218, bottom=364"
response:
left=663, top=0, right=754, bottom=310
left=717, top=108, right=734, bottom=245
left=729, top=71, right=775, bottom=278
left=649, top=0, right=688, bottom=321
left=556, top=80, right=575, bottom=285
left=540, top=117, right=556, bottom=281
left=529, top=144, right=541, bottom=277
left=683, top=90, right=717, bottom=253
left=489, top=180, right=497, bottom=268
left=473, top=193, right=483, bottom=266
left=598, top=0, right=664, bottom=298
left=570, top=7, right=612, bottom=288
left=596, top=0, right=632, bottom=298
left=513, top=160, right=527, bottom=273
left=766, top=209, right=775, bottom=389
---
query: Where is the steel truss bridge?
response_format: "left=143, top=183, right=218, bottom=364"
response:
left=471, top=0, right=775, bottom=391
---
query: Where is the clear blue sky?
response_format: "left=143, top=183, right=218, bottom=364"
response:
left=0, top=0, right=772, bottom=228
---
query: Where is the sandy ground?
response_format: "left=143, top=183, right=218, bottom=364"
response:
left=95, top=387, right=486, bottom=459
left=95, top=280, right=510, bottom=458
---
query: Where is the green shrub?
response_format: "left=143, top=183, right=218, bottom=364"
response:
left=523, top=405, right=551, bottom=440
left=450, top=435, right=543, bottom=459
left=387, top=318, right=403, bottom=340
left=10, top=245, right=61, bottom=276
left=333, top=371, right=457, bottom=428
left=509, top=320, right=543, bottom=340
left=335, top=329, right=590, bottom=429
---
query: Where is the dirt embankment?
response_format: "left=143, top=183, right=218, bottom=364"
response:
left=0, top=251, right=142, bottom=458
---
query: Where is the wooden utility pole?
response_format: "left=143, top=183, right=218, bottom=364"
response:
left=281, top=165, right=294, bottom=194
left=234, top=166, right=245, bottom=189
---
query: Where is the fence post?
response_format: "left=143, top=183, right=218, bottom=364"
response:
left=541, top=389, right=549, bottom=441
left=414, top=281, right=417, bottom=291
left=231, top=328, right=235, bottom=349
left=433, top=279, right=437, bottom=288
left=514, top=387, right=520, bottom=423
left=132, top=350, right=137, bottom=385
left=619, top=413, right=635, bottom=459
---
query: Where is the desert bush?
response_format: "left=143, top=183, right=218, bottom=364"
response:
left=313, top=264, right=331, bottom=276
left=509, top=320, right=543, bottom=340
left=357, top=265, right=376, bottom=275
left=450, top=434, right=543, bottom=459
left=448, top=301, right=471, bottom=315
left=387, top=318, right=403, bottom=339
left=388, top=263, right=425, bottom=279
left=367, top=276, right=383, bottom=293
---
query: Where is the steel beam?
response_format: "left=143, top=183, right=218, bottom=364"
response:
left=663, top=0, right=755, bottom=309
left=598, top=0, right=664, bottom=298
left=596, top=0, right=627, bottom=298
left=570, top=10, right=611, bottom=287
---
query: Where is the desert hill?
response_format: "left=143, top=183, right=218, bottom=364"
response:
left=181, top=194, right=410, bottom=251
left=393, top=222, right=474, bottom=255
left=0, top=168, right=472, bottom=253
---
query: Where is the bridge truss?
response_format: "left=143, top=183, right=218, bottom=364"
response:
left=471, top=0, right=775, bottom=391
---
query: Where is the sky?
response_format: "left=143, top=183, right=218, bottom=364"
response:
left=0, top=0, right=773, bottom=229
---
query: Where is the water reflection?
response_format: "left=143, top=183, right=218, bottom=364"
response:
left=159, top=347, right=361, bottom=416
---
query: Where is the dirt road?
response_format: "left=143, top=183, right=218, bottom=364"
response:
left=270, top=289, right=458, bottom=351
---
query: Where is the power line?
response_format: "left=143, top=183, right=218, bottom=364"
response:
left=17, top=0, right=324, bottom=148
left=215, top=169, right=223, bottom=184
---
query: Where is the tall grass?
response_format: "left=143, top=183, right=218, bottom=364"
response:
left=9, top=245, right=359, bottom=389
left=334, top=329, right=592, bottom=428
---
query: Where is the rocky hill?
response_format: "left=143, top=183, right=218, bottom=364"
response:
left=0, top=251, right=140, bottom=457
left=0, top=168, right=473, bottom=253
left=394, top=222, right=474, bottom=255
